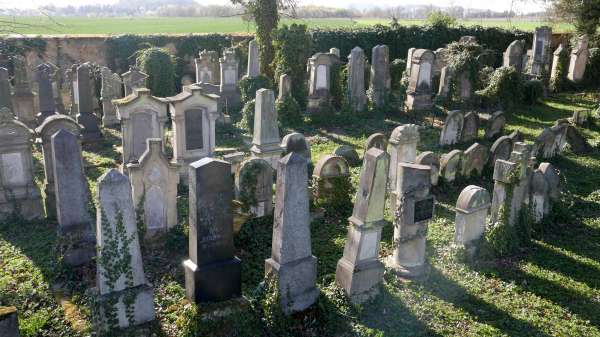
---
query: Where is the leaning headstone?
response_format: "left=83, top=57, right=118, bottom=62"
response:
left=440, top=150, right=463, bottom=183
left=250, top=89, right=283, bottom=169
left=100, top=66, right=122, bottom=127
left=333, top=145, right=360, bottom=166
left=483, top=111, right=506, bottom=140
left=247, top=39, right=261, bottom=79
left=364, top=133, right=388, bottom=155
left=461, top=143, right=489, bottom=178
left=388, top=124, right=419, bottom=209
left=95, top=169, right=155, bottom=330
left=0, top=67, right=13, bottom=111
left=503, top=40, right=525, bottom=72
left=235, top=158, right=274, bottom=217
left=567, top=35, right=589, bottom=83
left=461, top=111, right=479, bottom=143
left=370, top=45, right=391, bottom=108
left=114, top=88, right=169, bottom=166
left=0, top=108, right=43, bottom=220
left=336, top=148, right=389, bottom=302
left=281, top=132, right=311, bottom=162
left=386, top=163, right=434, bottom=277
left=531, top=26, right=552, bottom=76
left=405, top=49, right=435, bottom=112
left=184, top=158, right=242, bottom=302
left=195, top=50, right=220, bottom=84
left=454, top=185, right=491, bottom=252
left=127, top=139, right=179, bottom=236
left=0, top=306, right=20, bottom=337
left=76, top=63, right=102, bottom=143
left=489, top=135, right=513, bottom=167
left=307, top=52, right=339, bottom=114
left=121, top=67, right=148, bottom=97
left=220, top=47, right=241, bottom=111
left=52, top=129, right=94, bottom=266
left=347, top=47, right=367, bottom=112
left=36, top=115, right=82, bottom=218
left=416, top=151, right=440, bottom=186
left=439, top=110, right=464, bottom=146
left=11, top=56, right=37, bottom=127
left=265, top=153, right=319, bottom=314
left=166, top=84, right=220, bottom=183
left=313, top=155, right=352, bottom=209
left=35, top=63, right=58, bottom=123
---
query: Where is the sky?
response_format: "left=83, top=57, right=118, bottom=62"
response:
left=0, top=0, right=547, bottom=13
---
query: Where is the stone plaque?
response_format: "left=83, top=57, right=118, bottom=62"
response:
left=316, top=65, right=328, bottom=90
left=185, top=109, right=204, bottom=151
left=1, top=152, right=25, bottom=185
left=145, top=185, right=166, bottom=229
left=417, top=62, right=432, bottom=88
left=224, top=69, right=236, bottom=85
left=358, top=230, right=379, bottom=260
left=131, top=113, right=154, bottom=160
left=414, top=196, right=434, bottom=223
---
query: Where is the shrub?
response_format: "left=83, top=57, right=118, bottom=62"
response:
left=549, top=45, right=570, bottom=92
left=276, top=96, right=303, bottom=128
left=476, top=66, right=524, bottom=109
left=427, top=10, right=458, bottom=28
left=239, top=75, right=272, bottom=104
left=239, top=99, right=256, bottom=133
left=330, top=63, right=345, bottom=110
left=523, top=79, right=544, bottom=105
left=390, top=58, right=406, bottom=90
left=135, top=47, right=177, bottom=97
left=583, top=47, right=600, bottom=89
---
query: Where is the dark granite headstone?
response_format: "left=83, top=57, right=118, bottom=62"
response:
left=76, top=64, right=102, bottom=143
left=0, top=67, right=12, bottom=111
left=185, top=109, right=204, bottom=150
left=36, top=63, right=57, bottom=122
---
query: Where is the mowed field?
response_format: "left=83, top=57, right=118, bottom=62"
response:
left=0, top=16, right=573, bottom=35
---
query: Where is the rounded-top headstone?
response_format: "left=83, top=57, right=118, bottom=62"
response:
left=489, top=135, right=513, bottom=166
left=281, top=132, right=311, bottom=161
left=365, top=133, right=388, bottom=153
left=333, top=145, right=360, bottom=166
left=390, top=124, right=419, bottom=145
left=456, top=185, right=491, bottom=214
left=313, top=155, right=350, bottom=178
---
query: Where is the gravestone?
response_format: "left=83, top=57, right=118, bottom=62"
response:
left=531, top=168, right=550, bottom=223
left=36, top=115, right=82, bottom=218
left=439, top=110, right=464, bottom=146
left=551, top=121, right=569, bottom=154
left=235, top=158, right=274, bottom=217
left=416, top=151, right=440, bottom=186
left=454, top=185, right=491, bottom=250
left=539, top=162, right=560, bottom=202
left=386, top=163, right=434, bottom=277
left=0, top=306, right=20, bottom=337
left=52, top=129, right=94, bottom=266
left=572, top=109, right=591, bottom=126
left=195, top=50, right=220, bottom=84
left=405, top=49, right=435, bottom=112
left=127, top=139, right=179, bottom=235
left=503, top=40, right=525, bottom=72
left=114, top=88, right=169, bottom=166
left=166, top=84, right=220, bottom=183
left=95, top=169, right=155, bottom=330
left=433, top=48, right=448, bottom=79
left=277, top=73, right=292, bottom=101
left=121, top=67, right=148, bottom=97
left=531, top=26, right=552, bottom=76
left=0, top=67, right=13, bottom=111
left=567, top=35, right=589, bottom=83
left=347, top=47, right=367, bottom=112
left=250, top=89, right=283, bottom=169
left=265, top=153, right=318, bottom=314
left=330, top=47, right=341, bottom=57
left=370, top=45, right=391, bottom=108
left=483, top=111, right=506, bottom=140
left=508, top=130, right=524, bottom=143
left=333, top=145, right=360, bottom=166
left=550, top=44, right=567, bottom=87
left=223, top=152, right=245, bottom=175
left=364, top=133, right=387, bottom=155
left=440, top=150, right=463, bottom=183
left=11, top=56, right=36, bottom=127
left=566, top=125, right=592, bottom=153
left=76, top=63, right=102, bottom=143
left=247, top=39, right=260, bottom=79
left=437, top=66, right=452, bottom=97
left=307, top=52, right=339, bottom=114
left=458, top=72, right=472, bottom=101
left=35, top=63, right=57, bottom=123
left=47, top=62, right=66, bottom=115
left=313, top=155, right=351, bottom=209
left=489, top=135, right=513, bottom=167
left=336, top=148, right=389, bottom=302
left=281, top=132, right=311, bottom=162
left=0, top=108, right=43, bottom=220
left=461, top=143, right=489, bottom=178
left=100, top=66, right=122, bottom=127
left=535, top=128, right=556, bottom=159
left=461, top=111, right=479, bottom=143
left=66, top=64, right=79, bottom=117
left=184, top=158, right=242, bottom=302
left=489, top=159, right=519, bottom=225
left=389, top=124, right=419, bottom=210
left=405, top=48, right=415, bottom=76
left=219, top=47, right=241, bottom=111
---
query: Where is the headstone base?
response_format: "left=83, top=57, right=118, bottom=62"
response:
left=385, top=257, right=429, bottom=279
left=405, top=92, right=433, bottom=113
left=59, top=227, right=95, bottom=266
left=183, top=258, right=242, bottom=303
left=101, top=112, right=120, bottom=128
left=0, top=306, right=21, bottom=337
left=0, top=189, right=44, bottom=221
left=265, top=255, right=319, bottom=314
left=336, top=259, right=384, bottom=303
left=96, top=284, right=155, bottom=330
left=307, top=96, right=329, bottom=115
left=250, top=144, right=283, bottom=170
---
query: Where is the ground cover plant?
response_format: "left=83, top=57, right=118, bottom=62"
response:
left=1, top=89, right=600, bottom=336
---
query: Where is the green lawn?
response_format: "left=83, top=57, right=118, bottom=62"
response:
left=0, top=16, right=573, bottom=35
left=1, top=91, right=599, bottom=336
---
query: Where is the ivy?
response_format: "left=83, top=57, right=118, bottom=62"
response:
left=135, top=47, right=177, bottom=97
left=549, top=45, right=569, bottom=92
left=239, top=75, right=272, bottom=104
left=312, top=176, right=354, bottom=216
left=276, top=95, right=302, bottom=128
left=238, top=161, right=264, bottom=213
left=239, top=99, right=256, bottom=133
left=522, top=79, right=544, bottom=105
left=476, top=66, right=524, bottom=109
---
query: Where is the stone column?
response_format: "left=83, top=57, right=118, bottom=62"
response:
left=388, top=124, right=419, bottom=211
left=265, top=153, right=318, bottom=314
left=387, top=163, right=434, bottom=277
left=250, top=89, right=283, bottom=169
left=184, top=158, right=241, bottom=303
left=0, top=67, right=13, bottom=111
left=336, top=148, right=389, bottom=302
left=76, top=64, right=102, bottom=143
left=370, top=45, right=390, bottom=108
left=454, top=185, right=491, bottom=255
left=247, top=39, right=260, bottom=79
left=35, top=63, right=57, bottom=123
left=347, top=47, right=367, bottom=112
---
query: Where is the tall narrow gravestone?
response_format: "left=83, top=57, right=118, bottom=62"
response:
left=251, top=89, right=283, bottom=169
left=405, top=49, right=435, bottom=112
left=11, top=56, right=37, bottom=128
left=388, top=124, right=419, bottom=211
left=219, top=47, right=241, bottom=111
left=307, top=52, right=339, bottom=114
left=100, top=66, right=122, bottom=127
left=347, top=47, right=367, bottom=112
left=336, top=148, right=389, bottom=303
left=503, top=40, right=525, bottom=72
left=386, top=163, right=434, bottom=278
left=0, top=67, right=13, bottom=111
left=265, top=153, right=318, bottom=314
left=95, top=169, right=155, bottom=330
left=52, top=129, right=95, bottom=266
left=369, top=45, right=391, bottom=108
left=35, top=63, right=58, bottom=123
left=247, top=39, right=260, bottom=79
left=76, top=63, right=102, bottom=143
left=531, top=26, right=552, bottom=76
left=567, top=35, right=589, bottom=83
left=184, top=158, right=242, bottom=303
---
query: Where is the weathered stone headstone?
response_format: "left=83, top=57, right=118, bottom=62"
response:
left=0, top=306, right=20, bottom=337
left=461, top=143, right=489, bottom=178
left=489, top=135, right=513, bottom=167
left=121, top=67, right=148, bottom=97
left=246, top=39, right=261, bottom=79
left=0, top=108, right=43, bottom=220
left=386, top=163, right=434, bottom=277
left=566, top=125, right=592, bottom=153
left=567, top=35, right=589, bottom=83
left=416, top=151, right=440, bottom=186
left=539, top=162, right=560, bottom=202
left=531, top=167, right=550, bottom=223
left=95, top=169, right=155, bottom=330
left=36, top=115, right=82, bottom=218
left=550, top=44, right=567, bottom=87
left=281, top=132, right=311, bottom=162
left=333, top=145, right=360, bottom=166
left=489, top=159, right=519, bottom=226
left=572, top=109, right=591, bottom=127
left=531, top=26, right=552, bottom=76
left=405, top=48, right=415, bottom=76
left=370, top=45, right=391, bottom=108
left=535, top=128, right=556, bottom=159
left=551, top=121, right=569, bottom=154
left=440, top=150, right=463, bottom=183
left=11, top=56, right=37, bottom=127
left=313, top=155, right=351, bottom=208
left=66, top=64, right=79, bottom=117
left=114, top=88, right=169, bottom=166
left=405, top=49, right=435, bottom=112
left=461, top=111, right=479, bottom=143
left=277, top=73, right=292, bottom=102
left=223, top=151, right=245, bottom=175
left=166, top=84, right=220, bottom=183
left=503, top=40, right=525, bottom=72
left=347, top=47, right=367, bottom=112
left=127, top=139, right=179, bottom=235
left=437, top=66, right=452, bottom=97
left=35, top=63, right=58, bottom=123
left=389, top=124, right=419, bottom=210
left=220, top=47, right=241, bottom=110
left=307, top=52, right=339, bottom=114
left=100, top=66, right=122, bottom=127
left=364, top=133, right=387, bottom=155
left=440, top=110, right=464, bottom=146
left=454, top=185, right=491, bottom=250
left=250, top=89, right=283, bottom=169
left=235, top=158, right=274, bottom=217
left=47, top=62, right=66, bottom=116
left=184, top=158, right=242, bottom=302
left=265, top=153, right=318, bottom=314
left=336, top=148, right=389, bottom=302
left=483, top=110, right=506, bottom=140
left=195, top=50, right=220, bottom=84
left=433, top=48, right=448, bottom=79
left=76, top=63, right=102, bottom=143
left=458, top=72, right=473, bottom=102
left=52, top=129, right=94, bottom=266
left=0, top=67, right=13, bottom=111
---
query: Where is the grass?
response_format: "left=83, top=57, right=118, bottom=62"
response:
left=1, top=91, right=599, bottom=336
left=0, top=16, right=574, bottom=35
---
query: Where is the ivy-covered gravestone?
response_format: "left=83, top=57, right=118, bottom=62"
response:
left=235, top=158, right=274, bottom=217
